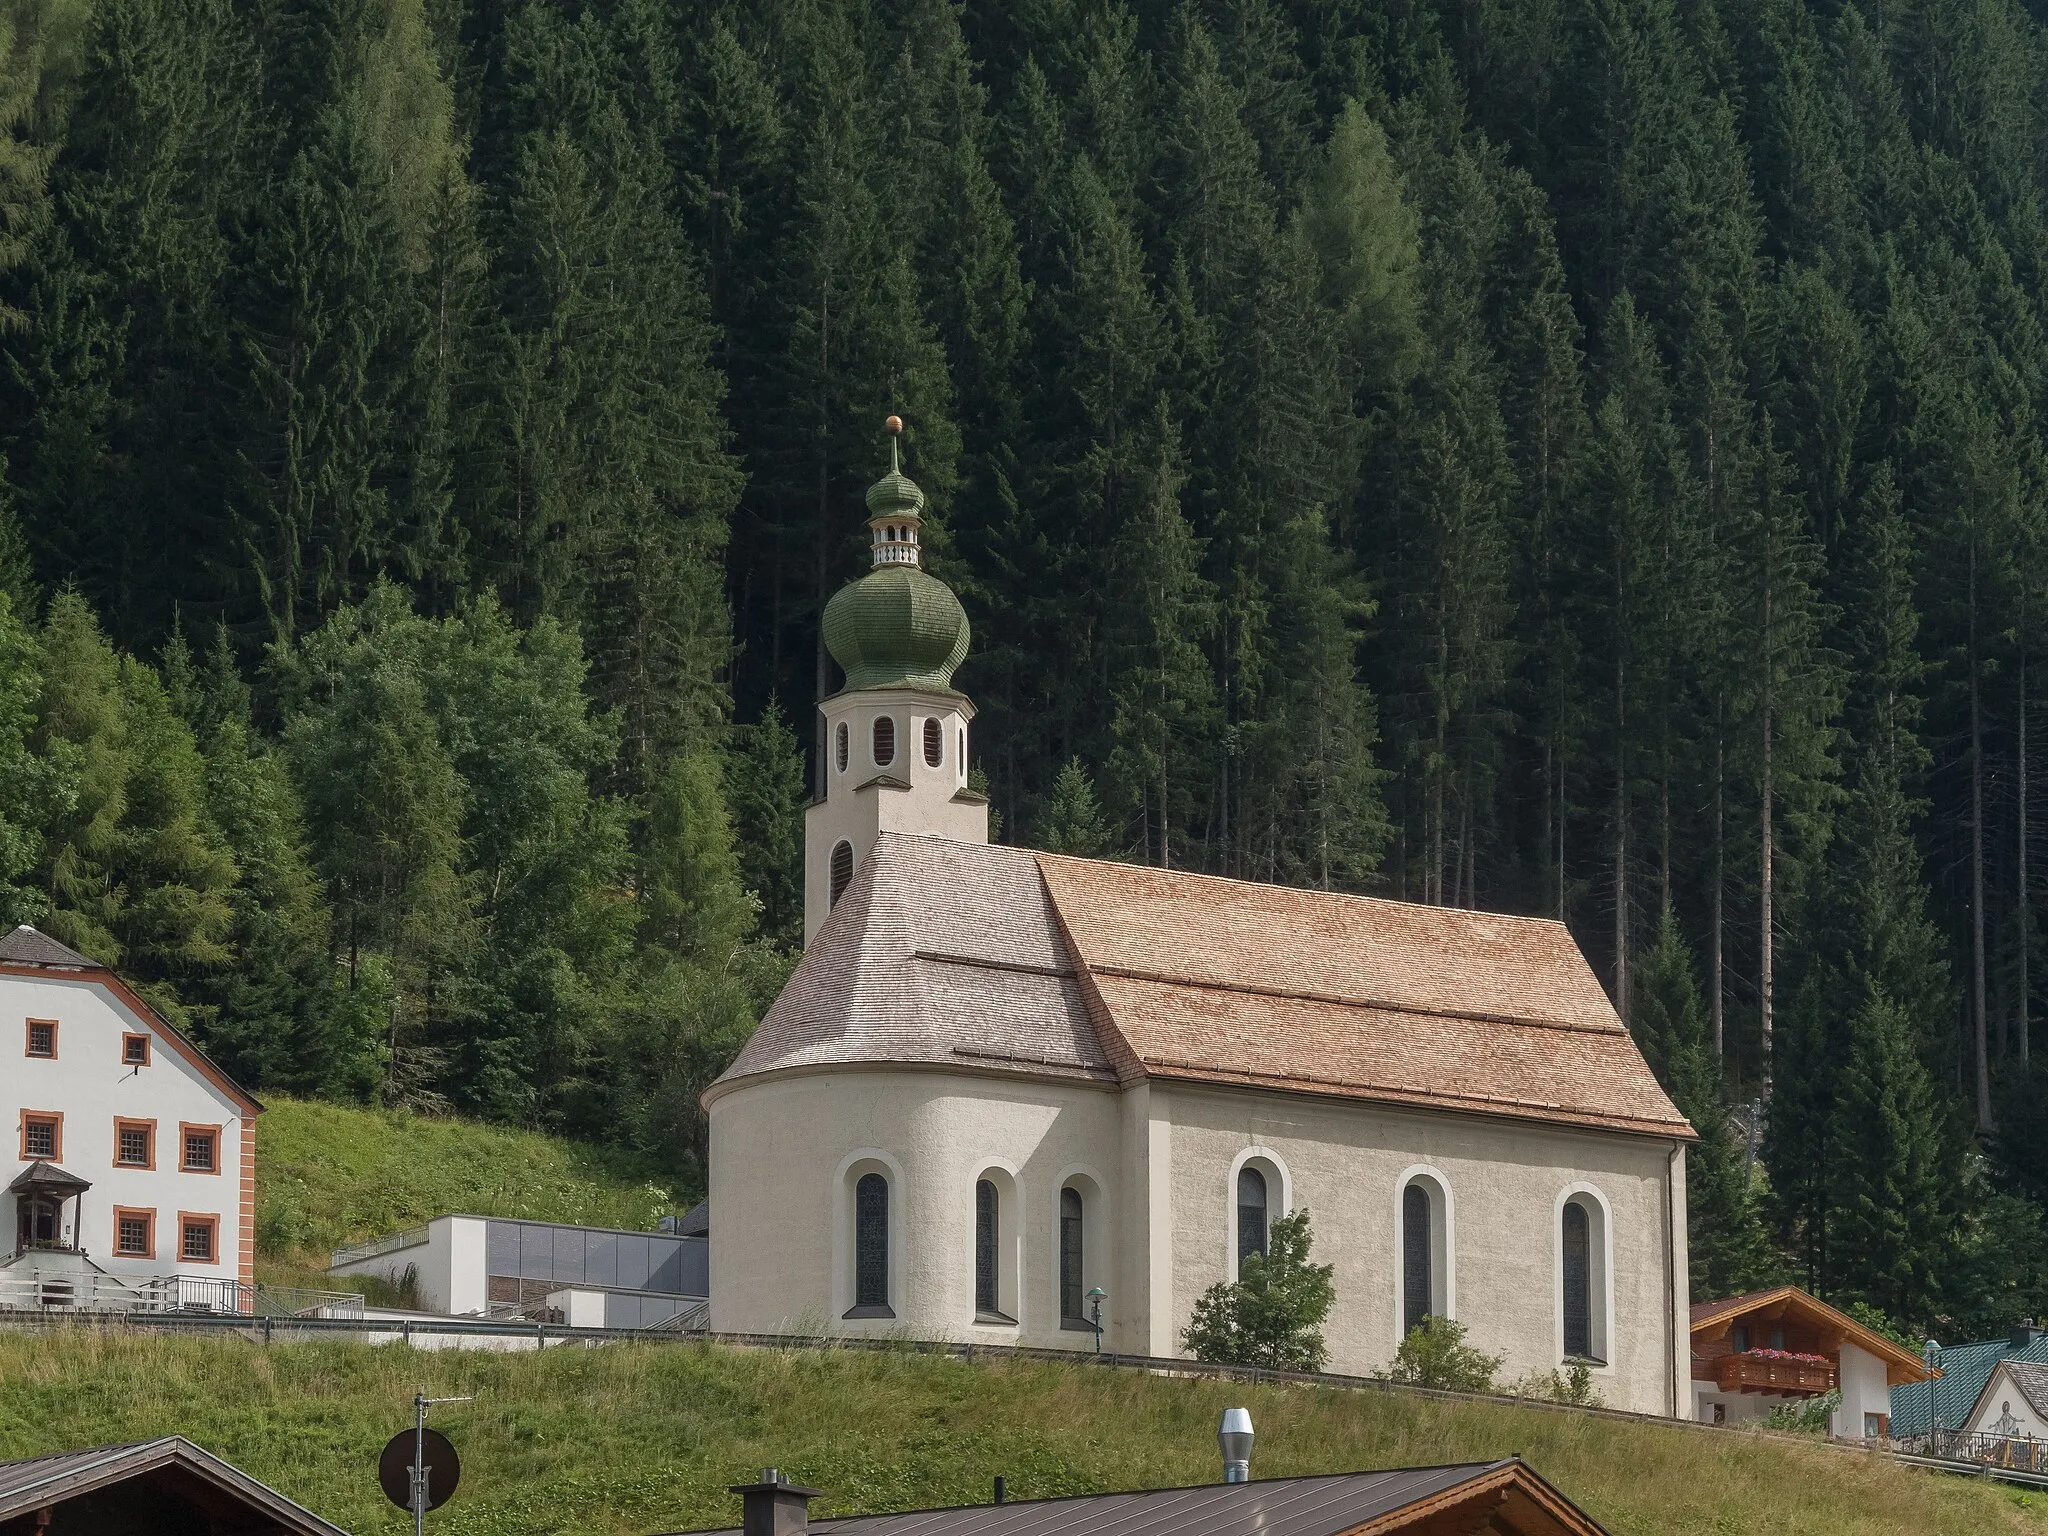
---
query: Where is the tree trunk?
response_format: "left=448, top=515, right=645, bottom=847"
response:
left=1615, top=649, right=1629, bottom=1021
left=1761, top=577, right=1774, bottom=1096
left=1967, top=543, right=1991, bottom=1114
left=1712, top=726, right=1725, bottom=1056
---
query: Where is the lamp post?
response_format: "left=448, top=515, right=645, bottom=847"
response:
left=1086, top=1287, right=1106, bottom=1353
left=1923, top=1340, right=1942, bottom=1454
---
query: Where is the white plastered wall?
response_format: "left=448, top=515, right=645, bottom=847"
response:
left=3, top=972, right=253, bottom=1287
left=1834, top=1341, right=1894, bottom=1438
left=325, top=1213, right=486, bottom=1314
left=708, top=1066, right=1686, bottom=1414
left=1963, top=1364, right=2048, bottom=1439
left=803, top=688, right=986, bottom=944
left=1159, top=1084, right=1682, bottom=1414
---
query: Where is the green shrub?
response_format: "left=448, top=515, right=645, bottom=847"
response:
left=1767, top=1388, right=1841, bottom=1435
left=1387, top=1317, right=1504, bottom=1394
left=1182, top=1210, right=1336, bottom=1372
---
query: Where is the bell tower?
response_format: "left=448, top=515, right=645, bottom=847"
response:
left=804, top=418, right=987, bottom=944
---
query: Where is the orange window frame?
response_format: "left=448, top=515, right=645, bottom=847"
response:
left=23, top=1018, right=56, bottom=1059
left=121, top=1032, right=151, bottom=1067
left=178, top=1123, right=221, bottom=1175
left=18, top=1109, right=62, bottom=1162
left=113, top=1117, right=156, bottom=1170
left=176, top=1212, right=220, bottom=1265
left=112, top=1206, right=156, bottom=1259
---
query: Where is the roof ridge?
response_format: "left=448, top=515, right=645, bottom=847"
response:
left=1030, top=849, right=1574, bottom=931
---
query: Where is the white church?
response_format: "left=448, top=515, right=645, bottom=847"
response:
left=706, top=429, right=1698, bottom=1416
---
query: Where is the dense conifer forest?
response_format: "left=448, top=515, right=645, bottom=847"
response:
left=3, top=0, right=2047, bottom=1336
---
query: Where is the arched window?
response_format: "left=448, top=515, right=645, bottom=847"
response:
left=835, top=721, right=849, bottom=772
left=1236, top=1167, right=1268, bottom=1272
left=852, top=1172, right=890, bottom=1315
left=1562, top=1200, right=1591, bottom=1359
left=957, top=728, right=965, bottom=771
left=1403, top=1183, right=1432, bottom=1337
left=923, top=716, right=943, bottom=767
left=872, top=716, right=896, bottom=766
left=1059, top=1187, right=1084, bottom=1322
left=830, top=841, right=854, bottom=905
left=975, top=1179, right=999, bottom=1316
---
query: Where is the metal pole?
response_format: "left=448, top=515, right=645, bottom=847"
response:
left=413, top=1390, right=428, bottom=1536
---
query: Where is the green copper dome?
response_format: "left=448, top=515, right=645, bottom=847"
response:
left=823, top=563, right=971, bottom=693
left=822, top=427, right=970, bottom=694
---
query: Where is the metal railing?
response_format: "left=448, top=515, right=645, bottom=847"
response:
left=1894, top=1429, right=2048, bottom=1473
left=0, top=1271, right=365, bottom=1319
left=329, top=1224, right=430, bottom=1269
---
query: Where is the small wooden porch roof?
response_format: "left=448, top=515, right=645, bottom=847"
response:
left=1690, top=1286, right=1934, bottom=1387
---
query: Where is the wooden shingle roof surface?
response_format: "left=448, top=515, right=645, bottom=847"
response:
left=713, top=834, right=1692, bottom=1138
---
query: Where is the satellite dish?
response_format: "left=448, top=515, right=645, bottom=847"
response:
left=378, top=1427, right=461, bottom=1513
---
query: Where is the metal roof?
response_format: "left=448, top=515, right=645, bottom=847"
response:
left=1892, top=1333, right=2048, bottom=1434
left=0, top=1435, right=349, bottom=1534
left=675, top=1462, right=1605, bottom=1536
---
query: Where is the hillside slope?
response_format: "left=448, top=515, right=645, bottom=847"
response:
left=254, top=1096, right=681, bottom=1274
left=0, top=1333, right=2037, bottom=1536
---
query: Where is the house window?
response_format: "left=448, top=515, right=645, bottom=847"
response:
left=179, top=1214, right=219, bottom=1264
left=1403, top=1183, right=1432, bottom=1337
left=1236, top=1167, right=1268, bottom=1272
left=181, top=1125, right=219, bottom=1173
left=1865, top=1412, right=1888, bottom=1439
left=1732, top=1325, right=1750, bottom=1353
left=975, top=1179, right=999, bottom=1316
left=122, top=1033, right=150, bottom=1066
left=830, top=841, right=855, bottom=905
left=114, top=1208, right=154, bottom=1258
left=115, top=1119, right=154, bottom=1169
left=872, top=716, right=896, bottom=767
left=20, top=1112, right=60, bottom=1162
left=850, top=1172, right=891, bottom=1315
left=923, top=717, right=943, bottom=768
left=1059, top=1187, right=1085, bottom=1323
left=25, top=1019, right=55, bottom=1058
left=836, top=722, right=849, bottom=773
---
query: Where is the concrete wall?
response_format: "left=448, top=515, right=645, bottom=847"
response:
left=4, top=972, right=254, bottom=1287
left=804, top=688, right=985, bottom=943
left=327, top=1215, right=485, bottom=1314
left=708, top=1066, right=1687, bottom=1415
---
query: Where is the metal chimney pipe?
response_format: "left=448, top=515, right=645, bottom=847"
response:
left=1218, top=1408, right=1254, bottom=1484
left=731, top=1468, right=822, bottom=1536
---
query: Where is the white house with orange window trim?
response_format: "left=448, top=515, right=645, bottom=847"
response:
left=2, top=924, right=259, bottom=1308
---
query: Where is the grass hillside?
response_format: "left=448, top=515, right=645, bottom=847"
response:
left=0, top=1333, right=2040, bottom=1536
left=254, top=1096, right=680, bottom=1279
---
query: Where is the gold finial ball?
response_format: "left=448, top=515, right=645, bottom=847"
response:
left=885, top=415, right=904, bottom=436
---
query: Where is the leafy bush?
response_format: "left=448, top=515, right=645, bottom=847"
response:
left=1766, top=1388, right=1842, bottom=1434
left=1387, top=1317, right=1504, bottom=1394
left=1515, top=1357, right=1602, bottom=1407
left=1182, top=1210, right=1336, bottom=1371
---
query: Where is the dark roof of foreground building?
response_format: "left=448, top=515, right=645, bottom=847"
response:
left=673, top=1461, right=1610, bottom=1536
left=712, top=833, right=1691, bottom=1140
left=0, top=1436, right=349, bottom=1534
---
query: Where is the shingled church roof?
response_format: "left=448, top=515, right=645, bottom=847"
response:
left=712, top=833, right=1692, bottom=1140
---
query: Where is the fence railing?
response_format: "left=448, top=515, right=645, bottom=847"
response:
left=329, top=1225, right=430, bottom=1269
left=1893, top=1429, right=2048, bottom=1473
left=0, top=1271, right=364, bottom=1319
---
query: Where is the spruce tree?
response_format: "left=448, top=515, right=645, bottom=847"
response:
left=1032, top=757, right=1114, bottom=857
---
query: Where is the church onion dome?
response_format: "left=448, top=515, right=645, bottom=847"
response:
left=821, top=417, right=971, bottom=695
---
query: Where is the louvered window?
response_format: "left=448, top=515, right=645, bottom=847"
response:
left=923, top=717, right=943, bottom=767
left=872, top=716, right=895, bottom=766
left=854, top=1174, right=890, bottom=1309
left=830, top=841, right=854, bottom=905
left=1562, top=1200, right=1592, bottom=1359
left=1236, top=1167, right=1267, bottom=1272
left=1403, top=1183, right=1432, bottom=1336
left=836, top=722, right=849, bottom=772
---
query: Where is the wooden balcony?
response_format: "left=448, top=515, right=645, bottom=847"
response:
left=1713, top=1351, right=1837, bottom=1396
